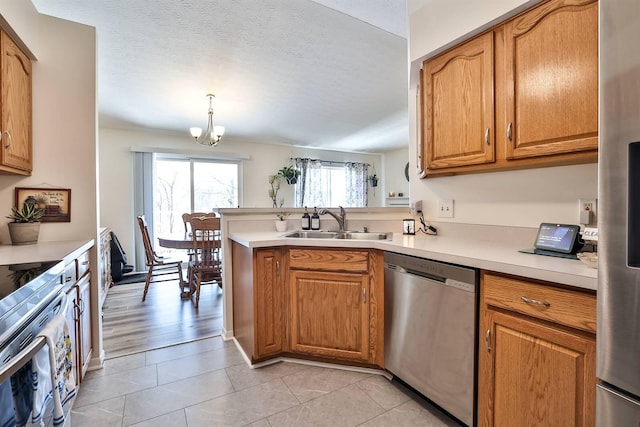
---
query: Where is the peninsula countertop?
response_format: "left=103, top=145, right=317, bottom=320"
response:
left=228, top=230, right=597, bottom=291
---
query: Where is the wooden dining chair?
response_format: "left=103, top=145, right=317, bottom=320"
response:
left=188, top=216, right=222, bottom=309
left=137, top=215, right=184, bottom=301
left=182, top=212, right=216, bottom=238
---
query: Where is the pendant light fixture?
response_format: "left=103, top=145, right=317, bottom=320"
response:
left=190, top=93, right=225, bottom=146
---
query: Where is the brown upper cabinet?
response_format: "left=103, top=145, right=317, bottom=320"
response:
left=420, top=0, right=598, bottom=177
left=424, top=32, right=495, bottom=170
left=0, top=30, right=32, bottom=175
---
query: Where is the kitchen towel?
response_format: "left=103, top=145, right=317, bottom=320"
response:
left=10, top=361, right=33, bottom=427
left=32, top=312, right=76, bottom=426
left=0, top=380, right=16, bottom=427
left=31, top=341, right=53, bottom=424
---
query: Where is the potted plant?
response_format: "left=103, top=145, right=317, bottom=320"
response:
left=277, top=166, right=301, bottom=185
left=6, top=204, right=45, bottom=245
left=275, top=211, right=290, bottom=232
left=369, top=174, right=378, bottom=187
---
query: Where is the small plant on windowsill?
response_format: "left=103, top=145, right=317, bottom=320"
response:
left=268, top=175, right=284, bottom=208
left=277, top=166, right=301, bottom=185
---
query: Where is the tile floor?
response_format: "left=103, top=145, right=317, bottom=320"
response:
left=70, top=337, right=462, bottom=427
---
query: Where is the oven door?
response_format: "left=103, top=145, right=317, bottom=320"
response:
left=0, top=291, right=69, bottom=426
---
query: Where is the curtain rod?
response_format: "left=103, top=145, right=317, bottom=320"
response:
left=290, top=157, right=370, bottom=167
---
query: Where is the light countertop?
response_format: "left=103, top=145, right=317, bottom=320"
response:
left=228, top=230, right=597, bottom=291
left=0, top=239, right=94, bottom=265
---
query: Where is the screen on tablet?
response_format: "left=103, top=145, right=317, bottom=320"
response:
left=534, top=223, right=580, bottom=254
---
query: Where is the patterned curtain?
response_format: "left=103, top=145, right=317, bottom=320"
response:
left=294, top=158, right=324, bottom=208
left=344, top=162, right=369, bottom=207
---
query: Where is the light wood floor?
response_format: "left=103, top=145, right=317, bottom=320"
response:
left=102, top=279, right=223, bottom=359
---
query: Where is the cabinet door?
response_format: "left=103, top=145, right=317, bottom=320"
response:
left=289, top=269, right=369, bottom=362
left=503, top=0, right=598, bottom=160
left=77, top=274, right=92, bottom=381
left=255, top=248, right=283, bottom=358
left=479, top=309, right=596, bottom=427
left=64, top=284, right=80, bottom=386
left=0, top=31, right=32, bottom=173
left=99, top=229, right=112, bottom=309
left=423, top=32, right=495, bottom=171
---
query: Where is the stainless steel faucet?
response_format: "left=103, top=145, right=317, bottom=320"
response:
left=318, top=206, right=346, bottom=232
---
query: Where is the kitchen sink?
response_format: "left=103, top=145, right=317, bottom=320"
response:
left=284, top=230, right=392, bottom=240
left=284, top=231, right=340, bottom=239
left=336, top=232, right=391, bottom=240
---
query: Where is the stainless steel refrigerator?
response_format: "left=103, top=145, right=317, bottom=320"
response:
left=597, top=1, right=640, bottom=425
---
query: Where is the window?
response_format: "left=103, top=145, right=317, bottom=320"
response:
left=293, top=158, right=368, bottom=208
left=153, top=157, right=239, bottom=241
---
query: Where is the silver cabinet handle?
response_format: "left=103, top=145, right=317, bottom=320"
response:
left=484, top=128, right=490, bottom=146
left=507, top=122, right=512, bottom=142
left=81, top=261, right=89, bottom=265
left=1, top=130, right=12, bottom=149
left=275, top=261, right=280, bottom=276
left=363, top=288, right=366, bottom=304
left=485, top=329, right=491, bottom=352
left=521, top=296, right=550, bottom=307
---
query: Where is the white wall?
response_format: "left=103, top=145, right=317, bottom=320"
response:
left=0, top=1, right=100, bottom=366
left=383, top=147, right=410, bottom=199
left=0, top=2, right=97, bottom=245
left=407, top=0, right=598, bottom=228
left=409, top=0, right=540, bottom=62
left=99, top=127, right=383, bottom=266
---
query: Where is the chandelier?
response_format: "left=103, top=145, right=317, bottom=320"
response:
left=190, top=93, right=225, bottom=146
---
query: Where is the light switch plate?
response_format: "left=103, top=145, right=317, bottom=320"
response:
left=437, top=199, right=454, bottom=218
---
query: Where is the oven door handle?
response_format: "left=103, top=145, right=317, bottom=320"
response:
left=0, top=292, right=68, bottom=383
left=0, top=336, right=46, bottom=383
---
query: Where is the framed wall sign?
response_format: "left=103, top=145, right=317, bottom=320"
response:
left=15, top=187, right=71, bottom=222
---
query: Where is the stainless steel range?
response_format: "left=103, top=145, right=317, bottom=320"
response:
left=0, top=259, right=67, bottom=426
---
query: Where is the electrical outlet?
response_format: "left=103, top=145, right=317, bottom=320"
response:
left=410, top=200, right=422, bottom=215
left=437, top=199, right=454, bottom=218
left=578, top=198, right=597, bottom=225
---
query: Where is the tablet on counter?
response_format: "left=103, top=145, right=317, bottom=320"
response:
left=519, top=223, right=582, bottom=259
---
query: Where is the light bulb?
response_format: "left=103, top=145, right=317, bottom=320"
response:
left=190, top=127, right=202, bottom=138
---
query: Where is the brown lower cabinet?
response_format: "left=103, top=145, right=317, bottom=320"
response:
left=478, top=272, right=596, bottom=427
left=232, top=243, right=384, bottom=367
left=255, top=248, right=284, bottom=358
left=63, top=250, right=93, bottom=384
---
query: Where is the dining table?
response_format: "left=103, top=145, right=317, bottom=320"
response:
left=158, top=235, right=222, bottom=298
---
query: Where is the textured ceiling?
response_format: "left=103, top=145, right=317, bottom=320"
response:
left=31, top=0, right=409, bottom=153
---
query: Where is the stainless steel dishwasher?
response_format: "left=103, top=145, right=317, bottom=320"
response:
left=384, top=252, right=477, bottom=426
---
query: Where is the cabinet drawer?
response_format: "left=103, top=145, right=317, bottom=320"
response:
left=76, top=250, right=90, bottom=279
left=482, top=273, right=596, bottom=333
left=288, top=248, right=369, bottom=272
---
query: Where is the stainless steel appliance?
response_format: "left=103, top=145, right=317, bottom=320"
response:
left=0, top=260, right=68, bottom=426
left=384, top=252, right=477, bottom=426
left=597, top=1, right=640, bottom=425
